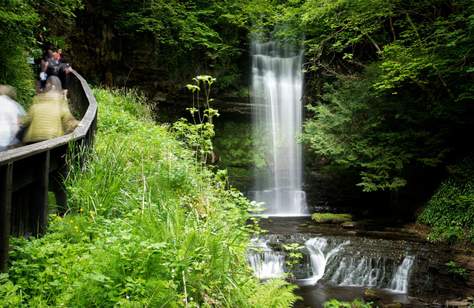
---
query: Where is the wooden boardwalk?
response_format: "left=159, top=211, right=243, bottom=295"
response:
left=0, top=70, right=97, bottom=272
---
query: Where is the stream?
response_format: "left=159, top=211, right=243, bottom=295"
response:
left=248, top=217, right=468, bottom=307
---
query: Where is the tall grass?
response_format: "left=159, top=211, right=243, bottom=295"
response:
left=1, top=88, right=297, bottom=307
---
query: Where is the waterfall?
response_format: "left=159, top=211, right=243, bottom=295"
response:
left=250, top=41, right=307, bottom=216
left=248, top=236, right=415, bottom=294
left=328, top=254, right=414, bottom=293
left=390, top=255, right=415, bottom=293
left=248, top=238, right=285, bottom=280
left=297, top=237, right=349, bottom=286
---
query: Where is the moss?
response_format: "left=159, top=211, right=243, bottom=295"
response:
left=312, top=213, right=353, bottom=223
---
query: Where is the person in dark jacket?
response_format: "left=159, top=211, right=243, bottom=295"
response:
left=40, top=48, right=72, bottom=90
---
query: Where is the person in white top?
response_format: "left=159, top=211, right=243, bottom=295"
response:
left=0, top=85, right=26, bottom=151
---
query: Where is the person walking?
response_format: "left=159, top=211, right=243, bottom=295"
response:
left=22, top=76, right=79, bottom=144
left=0, top=85, right=26, bottom=151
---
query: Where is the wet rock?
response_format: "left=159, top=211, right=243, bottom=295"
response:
left=445, top=299, right=471, bottom=307
left=153, top=91, right=167, bottom=102
left=381, top=303, right=402, bottom=308
left=363, top=288, right=382, bottom=301
left=453, top=255, right=474, bottom=290
left=341, top=221, right=357, bottom=228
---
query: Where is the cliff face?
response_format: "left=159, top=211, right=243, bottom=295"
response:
left=64, top=1, right=250, bottom=102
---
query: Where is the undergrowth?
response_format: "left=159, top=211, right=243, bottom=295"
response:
left=0, top=88, right=297, bottom=307
left=418, top=157, right=474, bottom=244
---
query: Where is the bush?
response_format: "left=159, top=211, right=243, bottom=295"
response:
left=1, top=88, right=298, bottom=306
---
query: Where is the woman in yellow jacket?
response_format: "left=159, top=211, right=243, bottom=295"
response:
left=23, top=76, right=79, bottom=143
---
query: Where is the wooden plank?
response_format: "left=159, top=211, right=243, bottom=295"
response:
left=50, top=148, right=68, bottom=215
left=0, top=163, right=13, bottom=272
left=34, top=151, right=50, bottom=235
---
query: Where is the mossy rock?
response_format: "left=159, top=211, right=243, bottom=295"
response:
left=363, top=288, right=381, bottom=301
left=311, top=213, right=352, bottom=224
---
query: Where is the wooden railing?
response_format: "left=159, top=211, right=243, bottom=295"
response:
left=0, top=70, right=97, bottom=272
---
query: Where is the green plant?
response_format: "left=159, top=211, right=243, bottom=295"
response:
left=1, top=88, right=298, bottom=307
left=324, top=298, right=372, bottom=308
left=0, top=1, right=37, bottom=105
left=283, top=243, right=304, bottom=275
left=419, top=157, right=474, bottom=243
left=289, top=0, right=474, bottom=192
left=172, top=75, right=219, bottom=164
left=445, top=261, right=469, bottom=280
left=0, top=274, right=23, bottom=307
left=0, top=0, right=83, bottom=106
left=249, top=279, right=299, bottom=307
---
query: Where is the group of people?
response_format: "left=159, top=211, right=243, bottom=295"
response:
left=0, top=47, right=79, bottom=152
left=40, top=47, right=72, bottom=91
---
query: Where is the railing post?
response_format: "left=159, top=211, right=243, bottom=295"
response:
left=0, top=163, right=13, bottom=272
left=51, top=147, right=68, bottom=215
left=33, top=151, right=50, bottom=235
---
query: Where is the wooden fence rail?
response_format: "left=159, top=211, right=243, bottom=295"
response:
left=0, top=70, right=98, bottom=272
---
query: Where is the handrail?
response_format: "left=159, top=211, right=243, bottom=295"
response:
left=0, top=69, right=98, bottom=272
left=0, top=70, right=97, bottom=163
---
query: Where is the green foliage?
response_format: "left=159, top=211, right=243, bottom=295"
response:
left=0, top=0, right=37, bottom=104
left=214, top=122, right=258, bottom=166
left=33, top=0, right=83, bottom=51
left=172, top=75, right=218, bottom=163
left=445, top=261, right=469, bottom=280
left=0, top=274, right=22, bottom=307
left=324, top=298, right=372, bottom=308
left=419, top=158, right=474, bottom=243
left=0, top=88, right=297, bottom=307
left=282, top=243, right=304, bottom=275
left=70, top=0, right=251, bottom=92
left=0, top=0, right=83, bottom=105
left=213, top=120, right=269, bottom=191
left=248, top=279, right=299, bottom=307
left=292, top=0, right=474, bottom=192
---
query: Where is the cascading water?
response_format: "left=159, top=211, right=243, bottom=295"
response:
left=390, top=255, right=415, bottom=293
left=250, top=41, right=307, bottom=216
left=248, top=236, right=415, bottom=294
left=298, top=237, right=350, bottom=286
left=329, top=254, right=415, bottom=292
left=247, top=238, right=285, bottom=280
